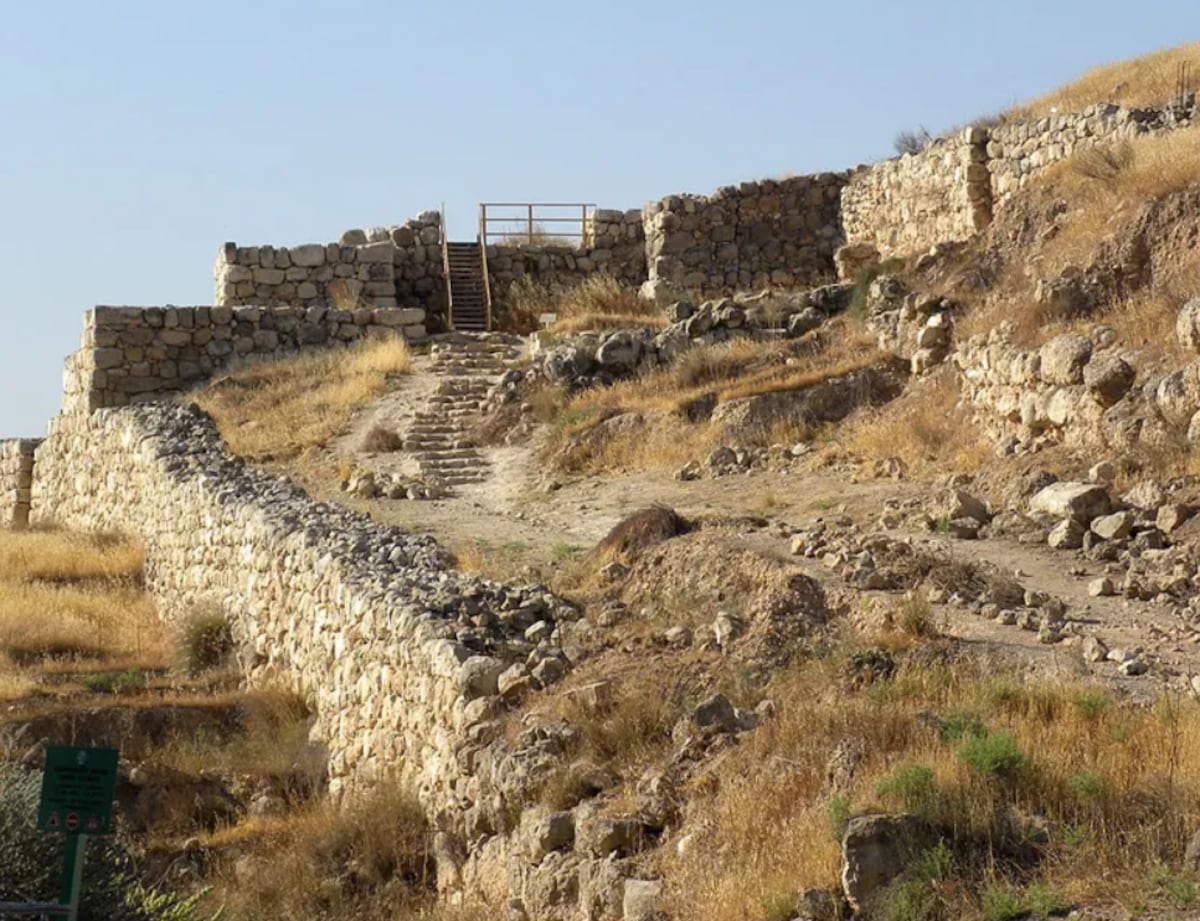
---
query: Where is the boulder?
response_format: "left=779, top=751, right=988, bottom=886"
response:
left=834, top=243, right=881, bottom=282
left=841, top=814, right=934, bottom=911
left=1090, top=511, right=1134, bottom=541
left=595, top=332, right=643, bottom=371
left=1047, top=518, right=1086, bottom=550
left=623, top=880, right=663, bottom=921
left=1122, top=480, right=1166, bottom=511
left=1029, top=482, right=1111, bottom=523
left=1157, top=504, right=1194, bottom=533
left=523, top=809, right=576, bottom=862
left=935, top=489, right=989, bottom=524
left=788, top=308, right=826, bottom=338
left=1177, top=298, right=1200, bottom=354
left=1083, top=353, right=1135, bottom=406
left=1039, top=333, right=1093, bottom=385
left=691, top=693, right=741, bottom=734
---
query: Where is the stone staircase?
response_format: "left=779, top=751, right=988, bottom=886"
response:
left=445, top=242, right=489, bottom=332
left=406, top=334, right=525, bottom=489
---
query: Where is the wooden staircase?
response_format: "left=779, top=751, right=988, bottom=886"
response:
left=444, top=241, right=490, bottom=332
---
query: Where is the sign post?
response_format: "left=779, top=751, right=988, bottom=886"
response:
left=37, top=745, right=119, bottom=921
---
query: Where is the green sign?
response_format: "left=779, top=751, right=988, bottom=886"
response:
left=37, top=745, right=118, bottom=835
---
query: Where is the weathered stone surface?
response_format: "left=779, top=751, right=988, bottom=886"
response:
left=622, top=879, right=663, bottom=921
left=1177, top=298, right=1200, bottom=354
left=1040, top=333, right=1093, bottom=385
left=1083, top=353, right=1135, bottom=406
left=842, top=814, right=933, bottom=911
left=1030, top=482, right=1111, bottom=523
left=1091, top=511, right=1134, bottom=541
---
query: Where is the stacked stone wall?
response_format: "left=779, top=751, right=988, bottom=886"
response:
left=484, top=208, right=646, bottom=307
left=215, top=212, right=445, bottom=320
left=841, top=128, right=992, bottom=260
left=643, top=174, right=848, bottom=298
left=988, top=100, right=1195, bottom=206
left=30, top=402, right=576, bottom=809
left=62, top=304, right=425, bottom=416
left=0, top=439, right=39, bottom=528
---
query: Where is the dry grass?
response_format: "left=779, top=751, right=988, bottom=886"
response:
left=201, top=784, right=435, bottom=921
left=1011, top=41, right=1200, bottom=118
left=541, top=321, right=891, bottom=476
left=1033, top=127, right=1200, bottom=278
left=159, top=687, right=316, bottom=779
left=662, top=651, right=1200, bottom=921
left=500, top=275, right=658, bottom=334
left=192, top=336, right=413, bottom=461
left=841, top=367, right=990, bottom=477
left=0, top=529, right=170, bottom=669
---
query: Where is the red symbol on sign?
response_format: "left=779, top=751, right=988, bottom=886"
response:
left=86, top=816, right=99, bottom=831
left=65, top=813, right=79, bottom=831
left=46, top=813, right=61, bottom=830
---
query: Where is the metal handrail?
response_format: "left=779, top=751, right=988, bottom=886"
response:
left=440, top=203, right=456, bottom=330
left=479, top=203, right=595, bottom=248
left=477, top=211, right=494, bottom=331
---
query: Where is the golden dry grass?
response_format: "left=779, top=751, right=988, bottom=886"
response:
left=501, top=275, right=659, bottom=334
left=1011, top=41, right=1200, bottom=118
left=541, top=322, right=888, bottom=476
left=200, top=784, right=435, bottom=921
left=0, top=529, right=170, bottom=670
left=841, top=367, right=990, bottom=477
left=662, top=652, right=1200, bottom=921
left=192, top=335, right=413, bottom=461
left=1031, top=127, right=1200, bottom=278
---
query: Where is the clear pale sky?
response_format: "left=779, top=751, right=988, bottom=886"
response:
left=0, top=2, right=1192, bottom=435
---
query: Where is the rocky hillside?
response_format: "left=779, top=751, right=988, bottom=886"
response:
left=7, top=40, right=1200, bottom=921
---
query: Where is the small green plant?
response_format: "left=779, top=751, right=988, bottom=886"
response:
left=828, top=794, right=851, bottom=842
left=916, top=840, right=956, bottom=883
left=551, top=543, right=583, bottom=563
left=1062, top=824, right=1087, bottom=850
left=761, top=890, right=800, bottom=921
left=180, top=606, right=234, bottom=675
left=937, top=709, right=986, bottom=745
left=1073, top=690, right=1110, bottom=722
left=958, top=731, right=1029, bottom=781
left=981, top=882, right=1025, bottom=921
left=1068, top=770, right=1104, bottom=800
left=1151, top=864, right=1197, bottom=908
left=81, top=668, right=148, bottom=696
left=876, top=763, right=936, bottom=810
left=1025, top=882, right=1071, bottom=917
left=849, top=258, right=906, bottom=319
left=897, top=595, right=939, bottom=639
left=878, top=880, right=941, bottom=921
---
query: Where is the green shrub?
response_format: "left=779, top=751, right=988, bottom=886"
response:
left=181, top=605, right=234, bottom=674
left=0, top=764, right=201, bottom=920
left=876, top=763, right=936, bottom=810
left=82, top=668, right=148, bottom=695
left=828, top=794, right=851, bottom=842
left=849, top=259, right=905, bottom=320
left=1068, top=770, right=1104, bottom=800
left=958, top=731, right=1029, bottom=781
left=878, top=880, right=942, bottom=921
left=916, top=840, right=955, bottom=883
left=981, top=882, right=1025, bottom=921
left=1151, top=863, right=1197, bottom=908
left=1073, top=691, right=1110, bottom=722
left=1024, top=882, right=1072, bottom=916
left=937, top=709, right=986, bottom=745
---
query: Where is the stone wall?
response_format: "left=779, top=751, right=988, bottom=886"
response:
left=643, top=174, right=848, bottom=298
left=215, top=212, right=446, bottom=320
left=988, top=100, right=1195, bottom=206
left=484, top=208, right=646, bottom=307
left=61, top=304, right=425, bottom=416
left=0, top=439, right=39, bottom=528
left=30, top=402, right=579, bottom=809
left=841, top=128, right=992, bottom=260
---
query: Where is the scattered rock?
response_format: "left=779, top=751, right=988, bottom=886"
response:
left=841, top=814, right=935, bottom=911
left=1090, top=511, right=1134, bottom=541
left=1087, top=577, right=1115, bottom=598
left=1030, top=482, right=1111, bottom=523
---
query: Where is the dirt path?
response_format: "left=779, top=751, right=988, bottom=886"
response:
left=311, top=366, right=1200, bottom=694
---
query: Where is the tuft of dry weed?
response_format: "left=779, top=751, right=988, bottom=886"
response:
left=500, top=275, right=658, bottom=334
left=192, top=336, right=413, bottom=461
left=841, top=367, right=989, bottom=477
